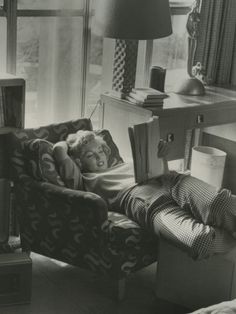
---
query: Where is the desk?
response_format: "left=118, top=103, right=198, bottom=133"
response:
left=101, top=87, right=236, bottom=183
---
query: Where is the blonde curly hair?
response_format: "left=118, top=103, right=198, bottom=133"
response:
left=66, top=130, right=111, bottom=160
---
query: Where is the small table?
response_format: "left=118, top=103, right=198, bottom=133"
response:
left=0, top=252, right=32, bottom=306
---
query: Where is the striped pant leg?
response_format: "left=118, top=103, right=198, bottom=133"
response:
left=152, top=201, right=236, bottom=259
left=170, top=174, right=236, bottom=233
left=151, top=200, right=214, bottom=259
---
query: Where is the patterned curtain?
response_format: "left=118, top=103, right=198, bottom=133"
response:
left=194, top=0, right=236, bottom=85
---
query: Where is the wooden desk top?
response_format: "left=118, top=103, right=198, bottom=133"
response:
left=163, top=86, right=236, bottom=111
left=102, top=86, right=236, bottom=116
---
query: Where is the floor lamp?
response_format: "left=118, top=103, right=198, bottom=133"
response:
left=94, top=0, right=172, bottom=98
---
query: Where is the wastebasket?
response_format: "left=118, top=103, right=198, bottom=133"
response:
left=190, top=146, right=226, bottom=189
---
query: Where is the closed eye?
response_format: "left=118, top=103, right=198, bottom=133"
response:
left=85, top=152, right=94, bottom=159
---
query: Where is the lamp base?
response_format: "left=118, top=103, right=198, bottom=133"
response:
left=112, top=39, right=138, bottom=97
left=174, top=77, right=205, bottom=96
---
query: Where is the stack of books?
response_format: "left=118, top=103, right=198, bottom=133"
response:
left=126, top=87, right=168, bottom=108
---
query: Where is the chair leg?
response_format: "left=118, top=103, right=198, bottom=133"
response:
left=117, top=278, right=126, bottom=301
left=22, top=248, right=31, bottom=256
left=25, top=250, right=31, bottom=257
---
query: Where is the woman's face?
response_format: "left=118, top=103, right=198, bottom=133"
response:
left=79, top=139, right=108, bottom=172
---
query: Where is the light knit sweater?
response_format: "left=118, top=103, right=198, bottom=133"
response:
left=57, top=156, right=135, bottom=208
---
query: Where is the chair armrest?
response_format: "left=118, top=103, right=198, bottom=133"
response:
left=14, top=175, right=109, bottom=259
left=38, top=181, right=108, bottom=226
left=15, top=175, right=108, bottom=227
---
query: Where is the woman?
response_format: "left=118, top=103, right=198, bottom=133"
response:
left=53, top=130, right=236, bottom=259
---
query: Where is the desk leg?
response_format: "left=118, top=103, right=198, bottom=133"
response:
left=184, top=128, right=203, bottom=171
left=193, top=128, right=203, bottom=147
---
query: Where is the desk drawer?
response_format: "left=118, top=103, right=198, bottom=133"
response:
left=159, top=116, right=185, bottom=161
left=185, top=107, right=236, bottom=129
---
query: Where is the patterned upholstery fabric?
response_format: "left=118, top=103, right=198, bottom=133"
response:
left=8, top=118, right=93, bottom=180
left=7, top=118, right=158, bottom=280
left=23, top=139, right=65, bottom=186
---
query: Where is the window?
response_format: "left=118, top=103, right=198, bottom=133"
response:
left=17, top=0, right=83, bottom=9
left=0, top=0, right=193, bottom=128
left=151, top=0, right=194, bottom=91
left=0, top=0, right=90, bottom=127
left=0, top=1, right=6, bottom=72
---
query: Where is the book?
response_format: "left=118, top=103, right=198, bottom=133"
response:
left=2, top=86, right=23, bottom=128
left=128, top=116, right=165, bottom=183
left=126, top=95, right=163, bottom=107
left=129, top=92, right=164, bottom=103
left=131, top=87, right=168, bottom=99
left=0, top=88, right=4, bottom=127
left=143, top=101, right=163, bottom=108
left=0, top=179, right=10, bottom=244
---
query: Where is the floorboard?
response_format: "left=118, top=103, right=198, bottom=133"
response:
left=0, top=253, right=190, bottom=314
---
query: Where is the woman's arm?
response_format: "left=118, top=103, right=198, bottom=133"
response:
left=53, top=141, right=84, bottom=190
left=158, top=140, right=170, bottom=174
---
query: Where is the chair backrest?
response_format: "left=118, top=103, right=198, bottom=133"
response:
left=7, top=118, right=93, bottom=181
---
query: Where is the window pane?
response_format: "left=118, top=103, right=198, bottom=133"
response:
left=85, top=32, right=103, bottom=128
left=18, top=0, right=84, bottom=10
left=0, top=17, right=6, bottom=73
left=17, top=16, right=84, bottom=127
left=170, top=0, right=193, bottom=4
left=151, top=14, right=189, bottom=90
left=84, top=2, right=103, bottom=129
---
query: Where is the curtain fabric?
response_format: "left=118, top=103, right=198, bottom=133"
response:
left=37, top=16, right=83, bottom=126
left=194, top=0, right=236, bottom=86
left=17, top=0, right=84, bottom=128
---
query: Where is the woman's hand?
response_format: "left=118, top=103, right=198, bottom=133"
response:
left=158, top=140, right=169, bottom=159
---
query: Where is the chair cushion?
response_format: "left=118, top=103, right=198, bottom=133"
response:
left=104, top=211, right=156, bottom=249
left=23, top=139, right=65, bottom=186
left=98, top=211, right=158, bottom=277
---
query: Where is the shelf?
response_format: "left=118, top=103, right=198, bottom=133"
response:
left=0, top=74, right=25, bottom=129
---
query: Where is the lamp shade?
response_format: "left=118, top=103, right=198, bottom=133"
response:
left=94, top=0, right=172, bottom=40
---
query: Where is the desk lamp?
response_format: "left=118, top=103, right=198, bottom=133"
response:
left=94, top=0, right=172, bottom=98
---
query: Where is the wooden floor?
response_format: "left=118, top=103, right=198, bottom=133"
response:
left=0, top=253, right=190, bottom=314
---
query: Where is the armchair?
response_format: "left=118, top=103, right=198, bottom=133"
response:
left=7, top=118, right=158, bottom=299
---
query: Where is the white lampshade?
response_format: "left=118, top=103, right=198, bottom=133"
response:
left=94, top=0, right=172, bottom=40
